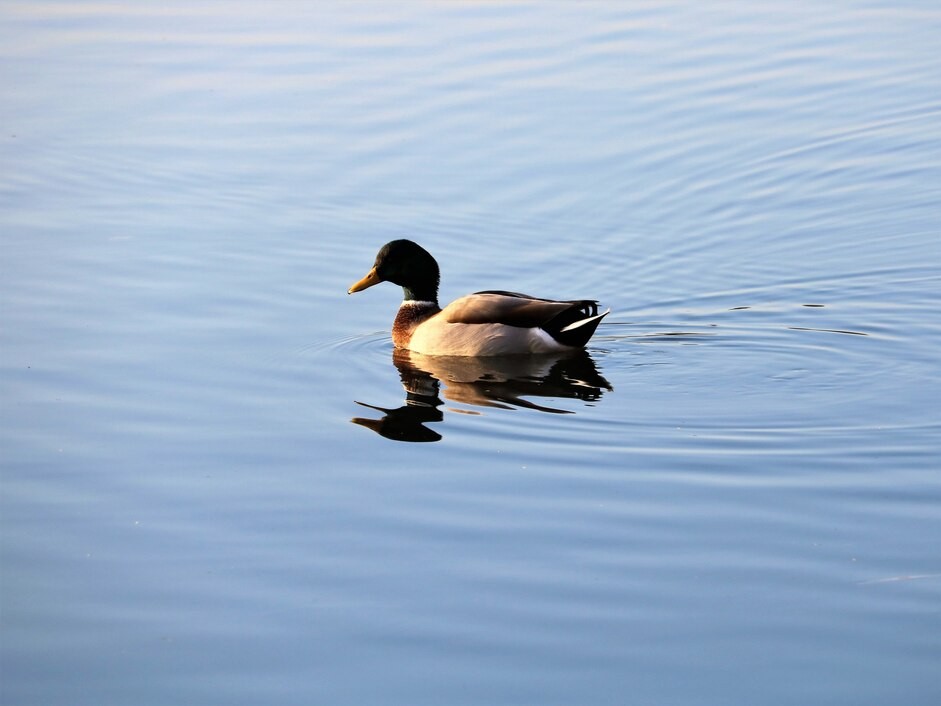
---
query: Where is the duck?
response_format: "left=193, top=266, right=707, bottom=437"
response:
left=348, top=239, right=609, bottom=356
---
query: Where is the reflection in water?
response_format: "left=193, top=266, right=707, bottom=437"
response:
left=352, top=349, right=613, bottom=442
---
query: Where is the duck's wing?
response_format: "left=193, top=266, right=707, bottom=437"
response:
left=443, top=291, right=601, bottom=328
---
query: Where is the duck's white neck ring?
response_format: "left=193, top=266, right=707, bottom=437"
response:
left=400, top=300, right=437, bottom=307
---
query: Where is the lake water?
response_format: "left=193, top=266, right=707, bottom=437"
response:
left=2, top=2, right=940, bottom=704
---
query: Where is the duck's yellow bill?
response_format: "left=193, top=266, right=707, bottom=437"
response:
left=348, top=266, right=382, bottom=294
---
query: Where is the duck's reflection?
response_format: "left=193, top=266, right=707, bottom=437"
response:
left=352, top=348, right=612, bottom=442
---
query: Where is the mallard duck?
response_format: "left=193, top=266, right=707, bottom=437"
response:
left=348, top=239, right=609, bottom=356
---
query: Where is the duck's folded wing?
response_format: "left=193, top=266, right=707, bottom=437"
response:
left=443, top=291, right=599, bottom=328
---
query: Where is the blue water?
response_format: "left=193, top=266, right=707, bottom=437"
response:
left=2, top=2, right=940, bottom=704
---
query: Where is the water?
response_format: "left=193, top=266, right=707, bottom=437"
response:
left=2, top=2, right=940, bottom=704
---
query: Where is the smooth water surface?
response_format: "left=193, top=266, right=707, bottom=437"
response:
left=2, top=2, right=940, bottom=704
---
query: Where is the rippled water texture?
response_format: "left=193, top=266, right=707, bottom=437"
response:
left=2, top=2, right=940, bottom=705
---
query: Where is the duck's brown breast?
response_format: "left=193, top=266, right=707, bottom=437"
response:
left=392, top=302, right=440, bottom=348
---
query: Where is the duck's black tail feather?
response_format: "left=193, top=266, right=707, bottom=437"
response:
left=544, top=301, right=610, bottom=348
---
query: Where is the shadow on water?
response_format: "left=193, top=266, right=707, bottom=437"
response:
left=352, top=348, right=613, bottom=442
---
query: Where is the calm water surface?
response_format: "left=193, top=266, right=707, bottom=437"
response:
left=2, top=2, right=940, bottom=705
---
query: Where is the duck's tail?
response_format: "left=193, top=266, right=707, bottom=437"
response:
left=545, top=302, right=610, bottom=348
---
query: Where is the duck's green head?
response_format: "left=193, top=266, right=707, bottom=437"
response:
left=348, top=239, right=440, bottom=302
